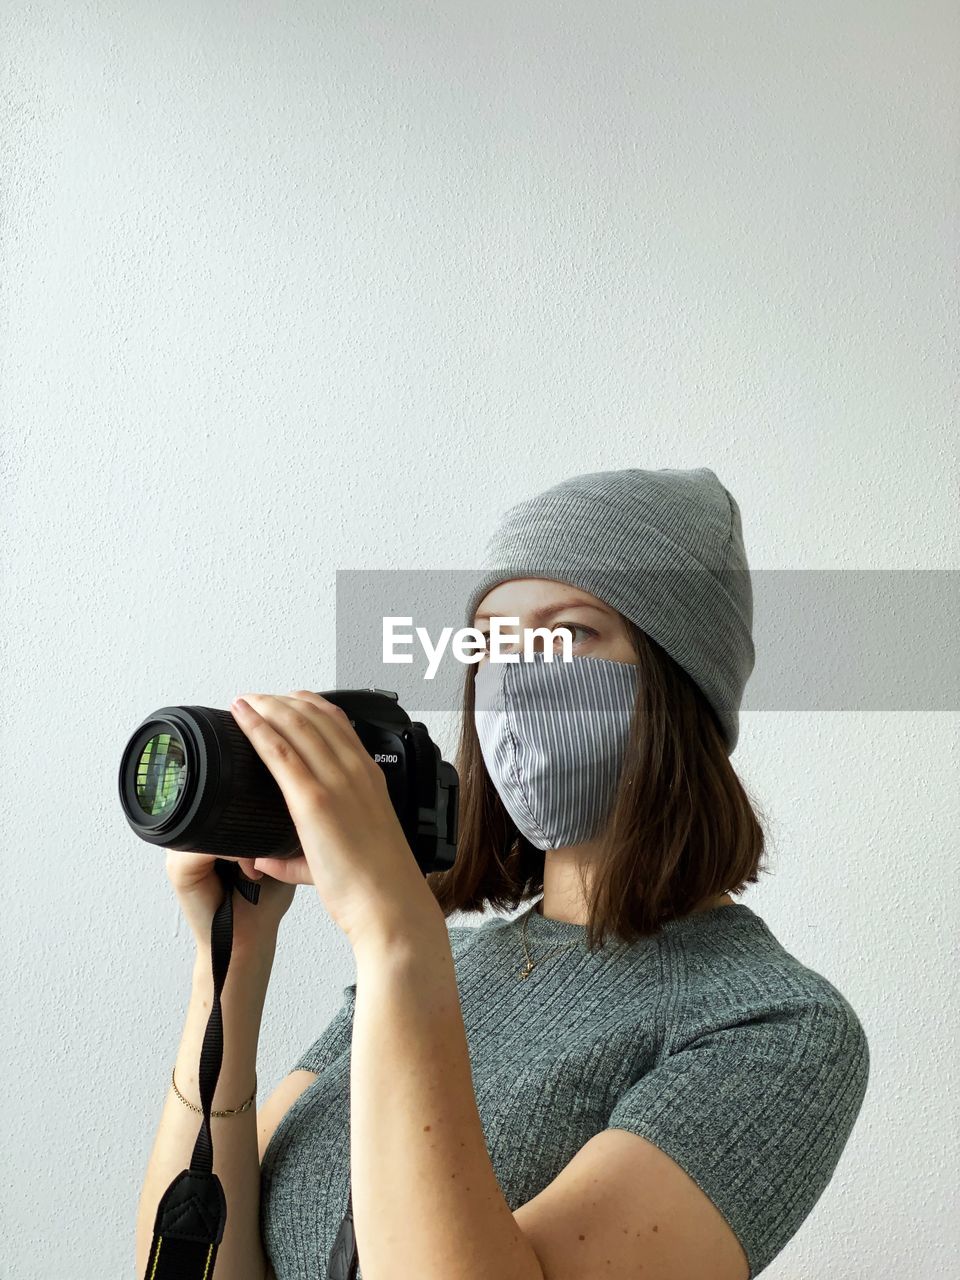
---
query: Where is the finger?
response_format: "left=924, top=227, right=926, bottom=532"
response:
left=244, top=694, right=351, bottom=791
left=230, top=696, right=329, bottom=817
left=282, top=691, right=381, bottom=784
left=284, top=691, right=372, bottom=762
left=242, top=693, right=372, bottom=790
left=236, top=857, right=263, bottom=881
left=253, top=854, right=314, bottom=885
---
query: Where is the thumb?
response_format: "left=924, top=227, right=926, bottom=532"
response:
left=253, top=855, right=314, bottom=885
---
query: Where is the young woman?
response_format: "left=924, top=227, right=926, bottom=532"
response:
left=135, top=467, right=870, bottom=1280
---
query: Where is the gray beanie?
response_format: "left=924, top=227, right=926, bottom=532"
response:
left=463, top=467, right=754, bottom=753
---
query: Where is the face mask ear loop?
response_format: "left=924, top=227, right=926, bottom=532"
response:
left=497, top=815, right=522, bottom=873
left=500, top=820, right=545, bottom=901
left=497, top=819, right=539, bottom=893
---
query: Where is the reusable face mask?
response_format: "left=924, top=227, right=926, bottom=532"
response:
left=473, top=651, right=640, bottom=851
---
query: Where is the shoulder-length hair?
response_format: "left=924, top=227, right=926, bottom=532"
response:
left=426, top=618, right=769, bottom=951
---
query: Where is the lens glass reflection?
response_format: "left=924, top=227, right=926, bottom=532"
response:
left=136, top=732, right=187, bottom=817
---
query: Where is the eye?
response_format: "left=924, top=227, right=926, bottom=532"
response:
left=551, top=622, right=597, bottom=649
left=474, top=623, right=598, bottom=662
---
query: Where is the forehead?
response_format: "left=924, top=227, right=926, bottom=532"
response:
left=473, top=577, right=605, bottom=620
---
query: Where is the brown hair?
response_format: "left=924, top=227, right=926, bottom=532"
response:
left=426, top=618, right=769, bottom=951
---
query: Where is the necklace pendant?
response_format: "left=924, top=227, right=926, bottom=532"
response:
left=518, top=961, right=534, bottom=979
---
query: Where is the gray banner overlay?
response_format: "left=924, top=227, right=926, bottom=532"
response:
left=334, top=570, right=959, bottom=714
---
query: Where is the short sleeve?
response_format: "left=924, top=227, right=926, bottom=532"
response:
left=606, top=996, right=870, bottom=1278
left=291, top=982, right=357, bottom=1076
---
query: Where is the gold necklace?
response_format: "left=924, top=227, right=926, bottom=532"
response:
left=517, top=903, right=582, bottom=980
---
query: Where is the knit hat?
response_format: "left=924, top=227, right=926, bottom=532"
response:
left=463, top=467, right=754, bottom=753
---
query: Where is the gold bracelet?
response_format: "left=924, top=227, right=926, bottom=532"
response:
left=171, top=1065, right=257, bottom=1117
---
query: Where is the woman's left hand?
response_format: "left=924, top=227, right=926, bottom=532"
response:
left=229, top=690, right=444, bottom=952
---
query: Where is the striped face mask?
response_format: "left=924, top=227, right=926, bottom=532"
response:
left=473, top=651, right=640, bottom=851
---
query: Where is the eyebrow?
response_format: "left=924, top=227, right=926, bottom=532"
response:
left=474, top=600, right=612, bottom=623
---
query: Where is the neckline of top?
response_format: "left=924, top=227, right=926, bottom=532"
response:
left=517, top=897, right=755, bottom=944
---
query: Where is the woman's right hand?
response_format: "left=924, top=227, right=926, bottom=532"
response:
left=166, top=849, right=297, bottom=958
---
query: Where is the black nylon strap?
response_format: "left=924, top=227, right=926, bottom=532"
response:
left=144, top=860, right=261, bottom=1280
left=144, top=1234, right=217, bottom=1280
left=145, top=1169, right=226, bottom=1279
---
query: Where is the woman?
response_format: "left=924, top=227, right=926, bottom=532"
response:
left=135, top=466, right=870, bottom=1280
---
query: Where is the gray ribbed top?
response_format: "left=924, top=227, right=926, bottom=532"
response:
left=260, top=901, right=869, bottom=1278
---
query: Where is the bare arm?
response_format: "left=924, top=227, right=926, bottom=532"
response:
left=350, top=919, right=544, bottom=1280
left=135, top=944, right=275, bottom=1280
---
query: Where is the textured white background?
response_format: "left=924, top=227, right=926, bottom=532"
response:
left=2, top=3, right=958, bottom=1277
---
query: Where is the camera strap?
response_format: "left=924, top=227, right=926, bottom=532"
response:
left=143, top=859, right=261, bottom=1280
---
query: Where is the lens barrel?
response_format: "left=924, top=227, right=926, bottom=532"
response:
left=118, top=705, right=303, bottom=860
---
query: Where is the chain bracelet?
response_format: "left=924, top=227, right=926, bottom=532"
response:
left=171, top=1065, right=257, bottom=1117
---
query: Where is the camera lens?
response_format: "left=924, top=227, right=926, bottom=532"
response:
left=135, top=730, right=188, bottom=818
left=119, top=705, right=304, bottom=858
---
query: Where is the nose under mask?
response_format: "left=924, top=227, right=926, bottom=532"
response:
left=473, top=651, right=640, bottom=851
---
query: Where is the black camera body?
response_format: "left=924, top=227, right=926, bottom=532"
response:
left=118, top=688, right=458, bottom=874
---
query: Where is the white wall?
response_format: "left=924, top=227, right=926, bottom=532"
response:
left=2, top=2, right=957, bottom=1277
